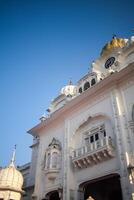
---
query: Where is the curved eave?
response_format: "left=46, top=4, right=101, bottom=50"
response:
left=27, top=63, right=134, bottom=136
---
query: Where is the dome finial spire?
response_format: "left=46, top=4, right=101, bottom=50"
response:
left=10, top=144, right=17, bottom=167
left=112, top=34, right=116, bottom=39
left=68, top=78, right=72, bottom=85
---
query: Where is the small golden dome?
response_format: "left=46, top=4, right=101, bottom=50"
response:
left=101, top=36, right=127, bottom=56
left=0, top=165, right=23, bottom=192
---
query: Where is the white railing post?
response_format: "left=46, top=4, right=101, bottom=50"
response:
left=81, top=147, right=84, bottom=155
left=83, top=146, right=85, bottom=154
left=76, top=149, right=78, bottom=157
left=106, top=136, right=109, bottom=145
left=103, top=137, right=106, bottom=145
left=78, top=148, right=81, bottom=157
left=100, top=138, right=103, bottom=146
left=72, top=151, right=75, bottom=158
left=91, top=143, right=93, bottom=151
left=85, top=146, right=87, bottom=153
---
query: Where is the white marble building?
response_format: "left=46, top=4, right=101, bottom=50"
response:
left=23, top=35, right=134, bottom=200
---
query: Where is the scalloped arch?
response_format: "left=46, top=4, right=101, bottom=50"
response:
left=72, top=112, right=111, bottom=139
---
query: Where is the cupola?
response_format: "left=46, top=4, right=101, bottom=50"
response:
left=46, top=80, right=78, bottom=114
left=60, top=80, right=77, bottom=97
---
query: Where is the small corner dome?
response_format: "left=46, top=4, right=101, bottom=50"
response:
left=0, top=165, right=23, bottom=191
left=101, top=36, right=128, bottom=56
left=60, top=80, right=77, bottom=97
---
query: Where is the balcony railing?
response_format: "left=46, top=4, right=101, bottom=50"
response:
left=71, top=136, right=115, bottom=168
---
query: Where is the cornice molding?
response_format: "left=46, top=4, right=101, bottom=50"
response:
left=28, top=63, right=134, bottom=135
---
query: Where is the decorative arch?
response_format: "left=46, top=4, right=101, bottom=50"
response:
left=75, top=113, right=111, bottom=134
left=84, top=82, right=90, bottom=91
left=91, top=78, right=96, bottom=86
left=0, top=194, right=4, bottom=199
left=44, top=190, right=60, bottom=200
left=71, top=113, right=113, bottom=150
left=78, top=173, right=122, bottom=200
left=79, top=87, right=82, bottom=94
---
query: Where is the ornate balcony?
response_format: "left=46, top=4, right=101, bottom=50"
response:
left=71, top=136, right=115, bottom=168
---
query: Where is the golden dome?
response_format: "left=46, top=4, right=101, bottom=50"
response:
left=0, top=165, right=23, bottom=192
left=101, top=36, right=126, bottom=56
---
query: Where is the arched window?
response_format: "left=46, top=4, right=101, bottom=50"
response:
left=47, top=153, right=51, bottom=169
left=52, top=152, right=58, bottom=168
left=79, top=87, right=82, bottom=93
left=91, top=78, right=96, bottom=86
left=45, top=138, right=61, bottom=171
left=84, top=82, right=90, bottom=91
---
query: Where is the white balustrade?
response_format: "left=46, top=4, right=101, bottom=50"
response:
left=72, top=136, right=113, bottom=159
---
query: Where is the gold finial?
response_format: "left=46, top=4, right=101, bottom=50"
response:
left=10, top=145, right=17, bottom=167
left=87, top=196, right=94, bottom=200
left=112, top=34, right=116, bottom=39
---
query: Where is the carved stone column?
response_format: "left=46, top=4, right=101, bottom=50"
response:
left=111, top=89, right=132, bottom=200
left=63, top=119, right=70, bottom=200
left=77, top=188, right=84, bottom=200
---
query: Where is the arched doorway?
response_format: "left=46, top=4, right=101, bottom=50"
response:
left=79, top=174, right=123, bottom=200
left=44, top=190, right=60, bottom=200
left=49, top=191, right=60, bottom=200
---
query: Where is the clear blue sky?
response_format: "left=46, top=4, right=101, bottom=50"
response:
left=0, top=0, right=134, bottom=167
